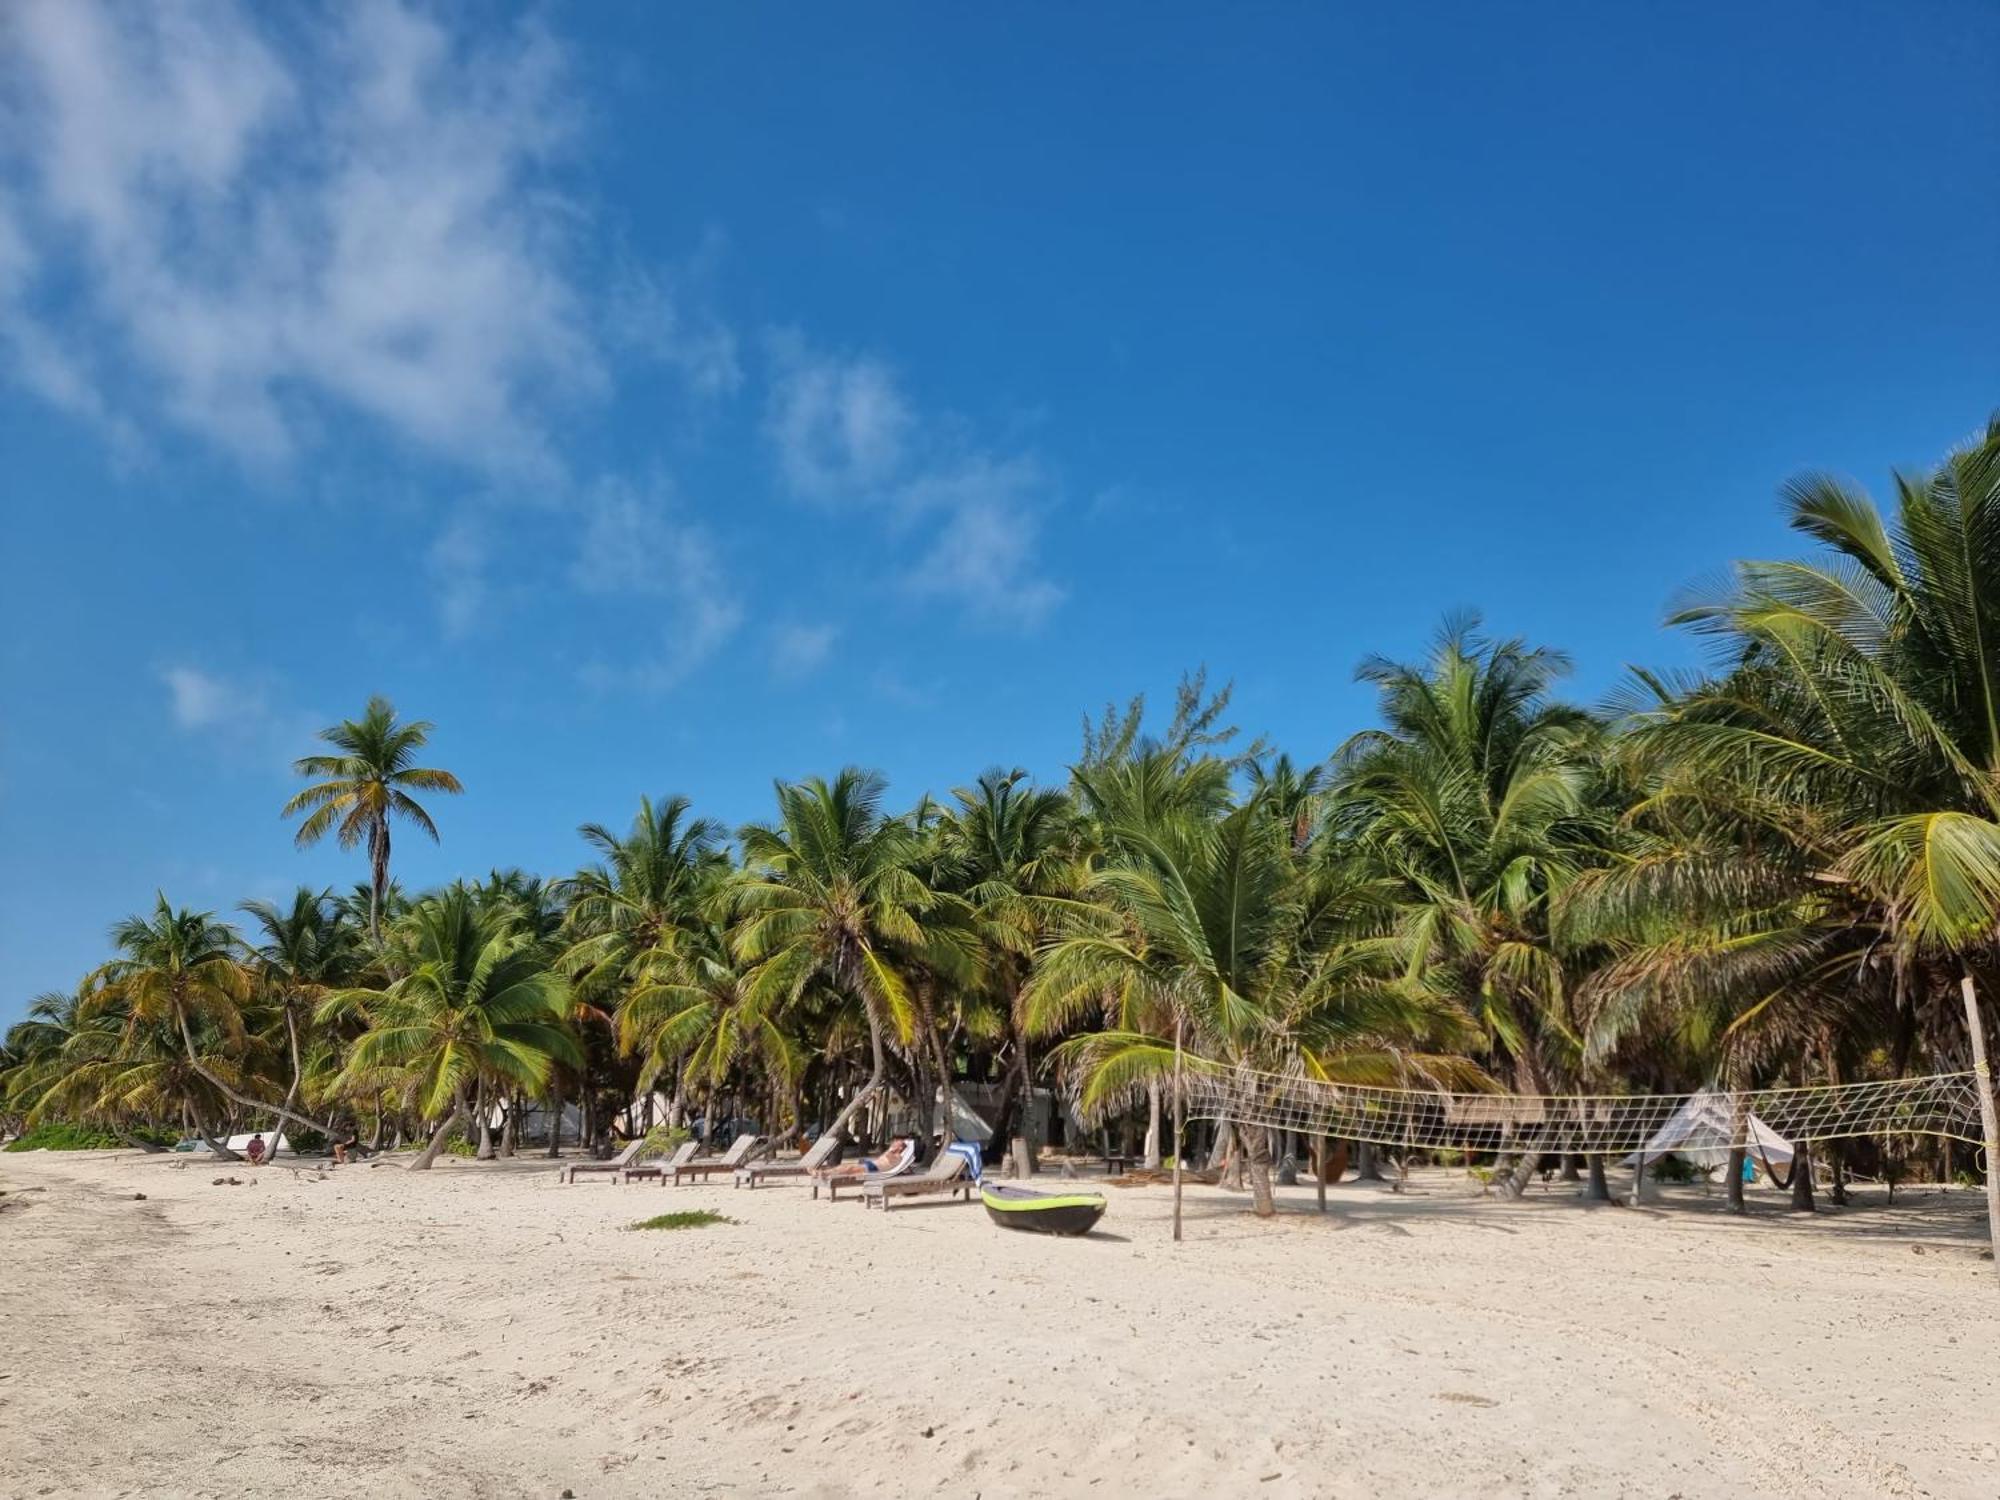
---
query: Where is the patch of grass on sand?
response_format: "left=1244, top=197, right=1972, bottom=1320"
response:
left=629, top=1210, right=732, bottom=1231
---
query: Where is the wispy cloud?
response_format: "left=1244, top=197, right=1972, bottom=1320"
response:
left=426, top=513, right=492, bottom=640
left=764, top=332, right=912, bottom=502
left=761, top=334, right=1064, bottom=629
left=0, top=1, right=724, bottom=477
left=769, top=622, right=839, bottom=679
left=571, top=477, right=743, bottom=692
left=159, top=664, right=316, bottom=769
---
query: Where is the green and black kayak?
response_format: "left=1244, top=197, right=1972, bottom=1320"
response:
left=980, top=1182, right=1107, bottom=1237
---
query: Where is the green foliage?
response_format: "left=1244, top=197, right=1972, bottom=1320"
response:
left=629, top=1210, right=731, bottom=1231
left=5, top=1121, right=173, bottom=1151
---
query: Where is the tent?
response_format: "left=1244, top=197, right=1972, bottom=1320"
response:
left=1619, top=1089, right=1795, bottom=1170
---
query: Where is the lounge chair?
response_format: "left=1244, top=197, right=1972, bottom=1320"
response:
left=670, top=1132, right=767, bottom=1184
left=815, top=1138, right=916, bottom=1200
left=734, top=1132, right=841, bottom=1189
left=857, top=1148, right=976, bottom=1209
left=622, top=1139, right=700, bottom=1185
left=560, top=1138, right=647, bottom=1184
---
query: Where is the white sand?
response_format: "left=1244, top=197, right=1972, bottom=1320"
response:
left=2, top=1150, right=1996, bottom=1499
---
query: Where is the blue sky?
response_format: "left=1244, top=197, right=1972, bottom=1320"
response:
left=3, top=3, right=1996, bottom=1022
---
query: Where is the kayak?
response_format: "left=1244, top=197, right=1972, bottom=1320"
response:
left=980, top=1182, right=1107, bottom=1237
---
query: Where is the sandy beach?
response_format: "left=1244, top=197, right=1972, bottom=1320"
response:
left=2, top=1151, right=1995, bottom=1499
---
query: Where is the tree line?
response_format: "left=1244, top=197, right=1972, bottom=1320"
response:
left=6, top=420, right=2000, bottom=1217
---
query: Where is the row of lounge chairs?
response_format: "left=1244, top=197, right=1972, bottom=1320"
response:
left=561, top=1130, right=976, bottom=1210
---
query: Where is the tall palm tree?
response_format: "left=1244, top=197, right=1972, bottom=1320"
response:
left=321, top=888, right=578, bottom=1170
left=732, top=768, right=968, bottom=1146
left=283, top=697, right=463, bottom=940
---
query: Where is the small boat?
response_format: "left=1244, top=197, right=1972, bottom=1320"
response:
left=980, top=1181, right=1107, bottom=1237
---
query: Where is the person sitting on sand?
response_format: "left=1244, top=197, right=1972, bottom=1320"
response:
left=332, top=1126, right=361, bottom=1165
left=812, top=1136, right=913, bottom=1186
left=244, top=1133, right=267, bottom=1165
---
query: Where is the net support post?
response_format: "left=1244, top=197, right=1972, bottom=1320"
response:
left=1957, top=974, right=2000, bottom=1284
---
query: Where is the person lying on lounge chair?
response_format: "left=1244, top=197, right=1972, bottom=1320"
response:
left=811, top=1137, right=913, bottom=1186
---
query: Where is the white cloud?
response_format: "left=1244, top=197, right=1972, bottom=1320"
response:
left=905, top=468, right=1065, bottom=628
left=571, top=478, right=743, bottom=691
left=427, top=513, right=492, bottom=640
left=764, top=333, right=912, bottom=502
left=770, top=622, right=838, bottom=679
left=760, top=335, right=1065, bottom=630
left=159, top=664, right=316, bottom=767
left=163, top=665, right=257, bottom=732
left=0, top=1, right=725, bottom=475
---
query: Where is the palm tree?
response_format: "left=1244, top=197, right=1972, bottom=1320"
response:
left=1026, top=794, right=1478, bottom=1216
left=931, top=768, right=1088, bottom=1164
left=239, top=888, right=359, bottom=1147
left=732, top=768, right=967, bottom=1147
left=1582, top=419, right=2000, bottom=1212
left=92, top=896, right=341, bottom=1151
left=283, top=697, right=463, bottom=940
left=1330, top=618, right=1609, bottom=1195
left=616, top=921, right=800, bottom=1138
left=321, top=888, right=579, bottom=1170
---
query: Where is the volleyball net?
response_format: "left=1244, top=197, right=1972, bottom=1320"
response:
left=1166, top=1064, right=1989, bottom=1157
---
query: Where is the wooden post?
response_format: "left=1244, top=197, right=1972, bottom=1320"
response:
left=1628, top=1147, right=1647, bottom=1209
left=1957, top=974, right=2000, bottom=1282
left=1172, top=1015, right=1185, bottom=1244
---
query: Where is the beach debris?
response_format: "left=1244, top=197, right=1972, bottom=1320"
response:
left=211, top=1176, right=244, bottom=1186
left=132, top=1192, right=147, bottom=1201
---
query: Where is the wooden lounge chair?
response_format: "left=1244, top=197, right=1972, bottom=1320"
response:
left=671, top=1132, right=766, bottom=1184
left=733, top=1132, right=841, bottom=1189
left=855, top=1148, right=976, bottom=1209
left=561, top=1138, right=647, bottom=1184
left=814, top=1138, right=915, bottom=1200
left=622, top=1139, right=700, bottom=1185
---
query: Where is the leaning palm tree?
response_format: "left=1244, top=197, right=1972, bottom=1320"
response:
left=239, top=888, right=359, bottom=1142
left=283, top=697, right=463, bottom=940
left=90, top=896, right=342, bottom=1149
left=1582, top=418, right=2000, bottom=1211
left=731, top=768, right=966, bottom=1146
left=321, top=888, right=579, bottom=1170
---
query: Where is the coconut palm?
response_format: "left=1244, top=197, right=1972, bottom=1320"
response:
left=91, top=896, right=341, bottom=1151
left=321, top=888, right=578, bottom=1170
left=731, top=768, right=968, bottom=1146
left=1578, top=418, right=2000, bottom=1207
left=283, top=697, right=463, bottom=940
left=1330, top=618, right=1609, bottom=1194
left=239, top=888, right=360, bottom=1139
left=930, top=768, right=1089, bottom=1161
left=1026, top=794, right=1479, bottom=1216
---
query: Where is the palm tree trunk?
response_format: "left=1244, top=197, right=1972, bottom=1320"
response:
left=500, top=1092, right=519, bottom=1157
left=1143, top=1081, right=1163, bottom=1170
left=474, top=1080, right=495, bottom=1160
left=544, top=1087, right=563, bottom=1158
left=1353, top=1139, right=1384, bottom=1181
left=410, top=1099, right=466, bottom=1171
left=369, top=817, right=391, bottom=943
left=822, top=1007, right=889, bottom=1147
left=1789, top=1143, right=1815, bottom=1211
left=1245, top=1122, right=1276, bottom=1217
left=174, top=1012, right=340, bottom=1141
left=1583, top=1153, right=1611, bottom=1201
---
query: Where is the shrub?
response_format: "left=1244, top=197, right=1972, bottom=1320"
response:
left=5, top=1121, right=172, bottom=1151
left=288, top=1128, right=327, bottom=1155
left=629, top=1210, right=731, bottom=1231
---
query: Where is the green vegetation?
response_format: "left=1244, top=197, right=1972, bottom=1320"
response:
left=4, top=1122, right=173, bottom=1152
left=4, top=424, right=1997, bottom=1214
left=629, top=1210, right=732, bottom=1231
